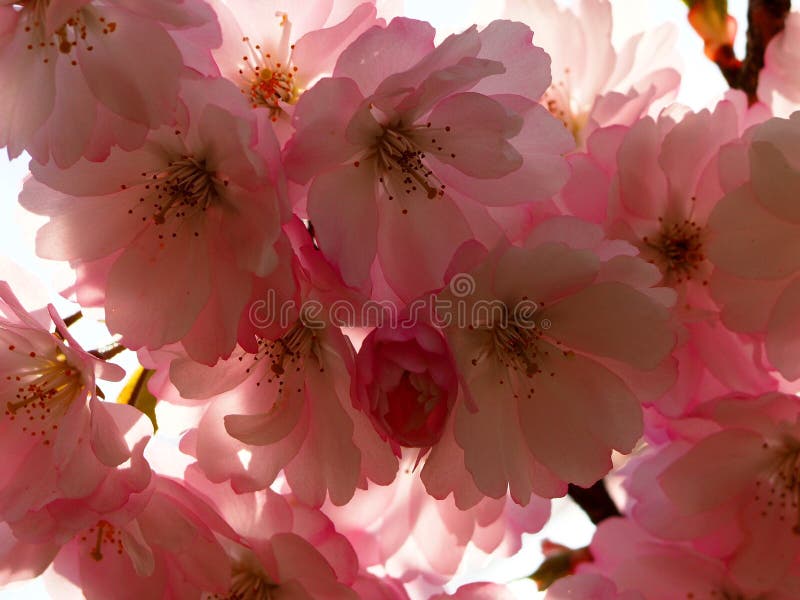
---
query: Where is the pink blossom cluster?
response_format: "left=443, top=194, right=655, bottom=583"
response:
left=2, top=0, right=800, bottom=598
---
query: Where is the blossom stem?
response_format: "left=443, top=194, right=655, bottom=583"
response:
left=124, top=368, right=153, bottom=409
left=62, top=311, right=83, bottom=328
left=697, top=0, right=792, bottom=104
left=738, top=0, right=792, bottom=102
left=567, top=480, right=621, bottom=524
left=89, top=342, right=127, bottom=361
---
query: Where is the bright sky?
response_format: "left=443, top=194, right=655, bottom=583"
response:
left=0, top=1, right=755, bottom=598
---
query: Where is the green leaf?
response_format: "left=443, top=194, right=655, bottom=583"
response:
left=117, top=367, right=158, bottom=431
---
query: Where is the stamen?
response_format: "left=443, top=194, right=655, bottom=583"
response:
left=21, top=2, right=115, bottom=64
left=762, top=440, right=800, bottom=534
left=82, top=520, right=124, bottom=562
left=642, top=218, right=706, bottom=284
left=224, top=563, right=280, bottom=600
left=133, top=156, right=218, bottom=231
left=4, top=343, right=83, bottom=443
left=376, top=127, right=447, bottom=204
left=237, top=13, right=302, bottom=119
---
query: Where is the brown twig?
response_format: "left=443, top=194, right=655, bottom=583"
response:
left=62, top=311, right=83, bottom=328
left=125, top=369, right=152, bottom=408
left=738, top=0, right=792, bottom=102
left=89, top=341, right=127, bottom=361
left=567, top=480, right=621, bottom=525
left=703, top=0, right=791, bottom=104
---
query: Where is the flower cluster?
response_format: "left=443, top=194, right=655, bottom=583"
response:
left=3, top=0, right=800, bottom=598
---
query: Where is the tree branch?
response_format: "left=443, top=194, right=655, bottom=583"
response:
left=696, top=0, right=792, bottom=104
left=567, top=479, right=621, bottom=525
left=738, top=0, right=791, bottom=102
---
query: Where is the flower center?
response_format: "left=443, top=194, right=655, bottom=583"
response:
left=382, top=371, right=449, bottom=447
left=241, top=319, right=318, bottom=391
left=642, top=218, right=706, bottom=284
left=226, top=565, right=280, bottom=600
left=208, top=564, right=279, bottom=600
left=492, top=320, right=545, bottom=378
left=151, top=157, right=218, bottom=225
left=4, top=343, right=82, bottom=444
left=376, top=127, right=446, bottom=205
left=237, top=13, right=302, bottom=120
left=542, top=67, right=587, bottom=142
left=245, top=61, right=300, bottom=113
left=467, top=303, right=550, bottom=380
left=124, top=156, right=220, bottom=239
left=80, top=520, right=124, bottom=562
left=20, top=1, right=115, bottom=64
left=757, top=439, right=800, bottom=534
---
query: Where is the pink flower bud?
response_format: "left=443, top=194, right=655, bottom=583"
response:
left=355, top=322, right=457, bottom=449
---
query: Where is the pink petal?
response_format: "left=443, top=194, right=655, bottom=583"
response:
left=377, top=191, right=472, bottom=301
left=750, top=141, right=800, bottom=223
left=89, top=396, right=133, bottom=467
left=291, top=3, right=378, bottom=84
left=546, top=574, right=623, bottom=600
left=614, top=117, right=668, bottom=220
left=519, top=349, right=641, bottom=486
left=471, top=20, right=550, bottom=99
left=454, top=358, right=538, bottom=504
left=0, top=33, right=56, bottom=157
left=22, top=181, right=144, bottom=262
left=413, top=92, right=522, bottom=179
left=658, top=429, right=767, bottom=513
left=105, top=221, right=211, bottom=349
left=493, top=243, right=599, bottom=306
left=179, top=247, right=253, bottom=365
left=41, top=57, right=97, bottom=168
left=307, top=162, right=378, bottom=288
left=708, top=184, right=800, bottom=280
left=284, top=77, right=366, bottom=184
left=225, top=389, right=305, bottom=447
left=77, top=7, right=182, bottom=127
left=283, top=365, right=361, bottom=507
left=397, top=58, right=506, bottom=123
left=544, top=281, right=675, bottom=370
left=766, top=276, right=800, bottom=380
left=431, top=102, right=572, bottom=205
left=333, top=18, right=435, bottom=96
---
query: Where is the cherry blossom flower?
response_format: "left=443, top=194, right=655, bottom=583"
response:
left=567, top=517, right=800, bottom=600
left=563, top=96, right=777, bottom=416
left=626, top=393, right=800, bottom=595
left=211, top=0, right=381, bottom=140
left=5, top=475, right=236, bottom=599
left=0, top=0, right=221, bottom=167
left=183, top=466, right=361, bottom=599
left=166, top=242, right=397, bottom=506
left=0, top=280, right=153, bottom=524
left=324, top=454, right=550, bottom=587
left=484, top=0, right=681, bottom=147
left=608, top=98, right=776, bottom=413
left=419, top=217, right=677, bottom=505
left=20, top=76, right=288, bottom=365
left=707, top=112, right=800, bottom=381
left=284, top=17, right=573, bottom=300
